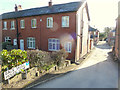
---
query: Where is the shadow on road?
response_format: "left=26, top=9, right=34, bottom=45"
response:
left=95, top=42, right=112, bottom=50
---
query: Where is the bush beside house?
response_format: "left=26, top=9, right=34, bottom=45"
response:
left=27, top=49, right=68, bottom=71
left=2, top=42, right=18, bottom=51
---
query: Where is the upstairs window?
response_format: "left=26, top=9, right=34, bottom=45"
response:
left=11, top=21, right=15, bottom=30
left=62, top=16, right=69, bottom=27
left=47, top=17, right=53, bottom=28
left=27, top=37, right=35, bottom=49
left=64, top=42, right=72, bottom=53
left=20, top=20, right=25, bottom=29
left=5, top=37, right=11, bottom=42
left=3, top=21, right=7, bottom=30
left=48, top=39, right=60, bottom=51
left=31, top=19, right=37, bottom=28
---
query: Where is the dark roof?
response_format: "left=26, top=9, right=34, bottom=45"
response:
left=1, top=1, right=85, bottom=20
left=89, top=26, right=97, bottom=31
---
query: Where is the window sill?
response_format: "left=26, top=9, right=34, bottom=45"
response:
left=48, top=49, right=60, bottom=51
left=10, top=28, right=15, bottom=30
left=62, top=26, right=69, bottom=28
left=66, top=51, right=71, bottom=53
left=31, top=27, right=37, bottom=29
left=47, top=27, right=53, bottom=28
left=3, top=28, right=7, bottom=30
left=21, top=27, right=25, bottom=29
left=28, top=47, right=35, bottom=49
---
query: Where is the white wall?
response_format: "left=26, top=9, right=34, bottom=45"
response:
left=75, top=1, right=89, bottom=61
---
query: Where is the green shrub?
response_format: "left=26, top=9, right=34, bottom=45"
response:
left=27, top=49, right=68, bottom=69
left=2, top=42, right=12, bottom=50
left=51, top=49, right=68, bottom=67
left=1, top=49, right=28, bottom=69
left=27, top=50, right=53, bottom=69
left=42, top=64, right=54, bottom=71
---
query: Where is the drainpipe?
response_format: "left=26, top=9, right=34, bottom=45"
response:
left=16, top=18, right=19, bottom=49
left=15, top=4, right=19, bottom=49
left=40, top=19, right=42, bottom=50
left=80, top=9, right=84, bottom=54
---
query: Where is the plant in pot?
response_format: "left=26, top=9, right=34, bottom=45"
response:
left=21, top=69, right=27, bottom=79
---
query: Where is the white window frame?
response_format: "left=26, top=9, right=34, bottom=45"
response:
left=13, top=39, right=17, bottom=45
left=48, top=38, right=60, bottom=51
left=62, top=16, right=69, bottom=27
left=47, top=17, right=53, bottom=28
left=3, top=21, right=7, bottom=30
left=20, top=20, right=25, bottom=29
left=10, top=21, right=15, bottom=30
left=5, top=37, right=11, bottom=42
left=31, top=19, right=37, bottom=28
left=27, top=37, right=35, bottom=49
left=64, top=42, right=72, bottom=53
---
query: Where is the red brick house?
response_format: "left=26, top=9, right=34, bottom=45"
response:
left=1, top=1, right=90, bottom=62
left=89, top=26, right=99, bottom=46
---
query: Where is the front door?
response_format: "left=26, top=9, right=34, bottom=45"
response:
left=20, top=39, right=24, bottom=50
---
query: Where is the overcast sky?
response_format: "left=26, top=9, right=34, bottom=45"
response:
left=0, top=0, right=119, bottom=32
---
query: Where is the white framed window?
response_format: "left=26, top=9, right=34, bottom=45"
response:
left=64, top=42, right=72, bottom=53
left=5, top=37, right=11, bottom=42
left=13, top=39, right=17, bottom=45
left=47, top=17, right=53, bottom=28
left=10, top=21, right=15, bottom=30
left=62, top=16, right=69, bottom=27
left=31, top=19, right=37, bottom=28
left=48, top=38, right=60, bottom=51
left=20, top=20, right=25, bottom=29
left=3, top=21, right=7, bottom=30
left=27, top=37, right=35, bottom=49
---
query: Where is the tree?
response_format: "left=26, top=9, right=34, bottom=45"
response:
left=99, top=33, right=105, bottom=41
left=104, top=27, right=112, bottom=37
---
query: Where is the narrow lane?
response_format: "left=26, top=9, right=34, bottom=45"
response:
left=33, top=41, right=118, bottom=88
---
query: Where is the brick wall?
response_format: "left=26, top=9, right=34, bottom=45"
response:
left=118, top=16, right=120, bottom=60
left=115, top=16, right=120, bottom=60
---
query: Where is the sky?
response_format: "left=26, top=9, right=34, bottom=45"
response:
left=0, top=0, right=119, bottom=32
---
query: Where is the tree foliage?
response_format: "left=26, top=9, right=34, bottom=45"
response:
left=99, top=33, right=106, bottom=40
left=1, top=49, right=28, bottom=69
left=27, top=49, right=68, bottom=70
left=104, top=27, right=112, bottom=37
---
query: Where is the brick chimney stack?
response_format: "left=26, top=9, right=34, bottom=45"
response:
left=18, top=5, right=22, bottom=11
left=15, top=4, right=18, bottom=11
left=49, top=0, right=52, bottom=7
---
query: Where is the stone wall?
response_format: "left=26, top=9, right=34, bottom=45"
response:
left=3, top=60, right=71, bottom=85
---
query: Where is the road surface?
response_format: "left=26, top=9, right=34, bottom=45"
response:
left=33, top=41, right=118, bottom=88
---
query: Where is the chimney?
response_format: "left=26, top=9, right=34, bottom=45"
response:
left=49, top=0, right=52, bottom=7
left=15, top=4, right=18, bottom=11
left=18, top=5, right=22, bottom=11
